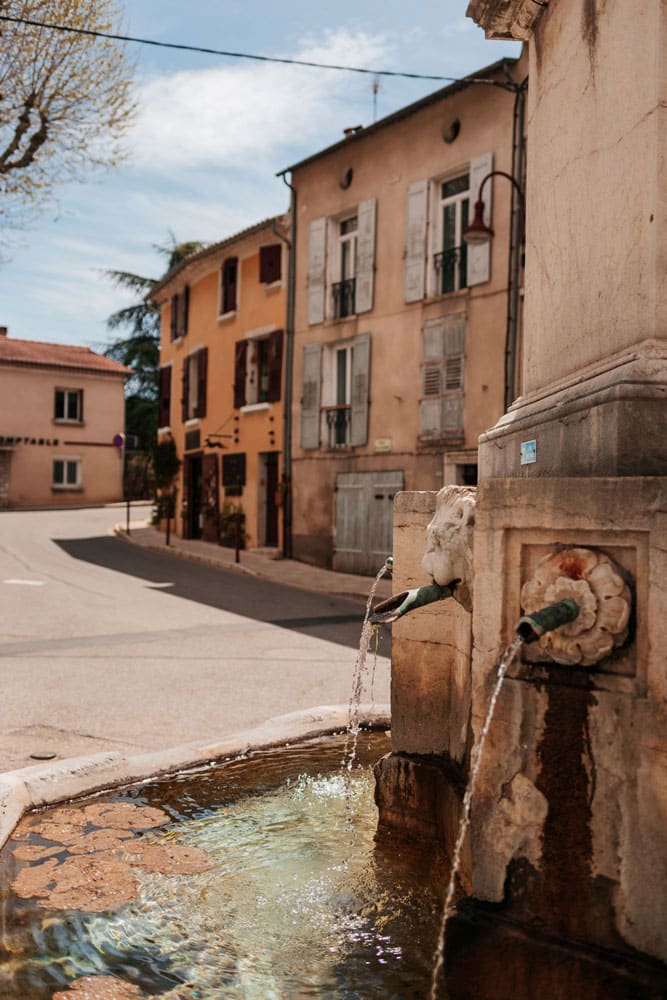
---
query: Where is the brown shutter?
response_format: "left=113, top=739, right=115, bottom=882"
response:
left=233, top=340, right=248, bottom=408
left=196, top=348, right=208, bottom=418
left=181, top=358, right=189, bottom=422
left=181, top=285, right=190, bottom=336
left=170, top=294, right=179, bottom=341
left=158, top=366, right=172, bottom=427
left=201, top=452, right=219, bottom=542
left=266, top=329, right=283, bottom=403
left=223, top=257, right=238, bottom=313
left=259, top=244, right=282, bottom=284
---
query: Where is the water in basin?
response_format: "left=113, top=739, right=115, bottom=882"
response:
left=0, top=731, right=445, bottom=999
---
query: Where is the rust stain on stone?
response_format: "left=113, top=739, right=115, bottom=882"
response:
left=52, top=975, right=144, bottom=998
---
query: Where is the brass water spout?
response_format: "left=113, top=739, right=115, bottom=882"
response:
left=370, top=582, right=455, bottom=625
left=515, top=598, right=580, bottom=643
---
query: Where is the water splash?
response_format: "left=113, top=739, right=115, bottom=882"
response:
left=430, top=634, right=524, bottom=999
left=342, top=562, right=388, bottom=774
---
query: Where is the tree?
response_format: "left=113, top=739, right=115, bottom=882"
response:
left=104, top=238, right=206, bottom=451
left=0, top=0, right=135, bottom=227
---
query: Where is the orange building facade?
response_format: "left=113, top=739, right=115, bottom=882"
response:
left=153, top=218, right=287, bottom=550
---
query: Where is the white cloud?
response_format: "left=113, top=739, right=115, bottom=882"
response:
left=129, top=30, right=393, bottom=172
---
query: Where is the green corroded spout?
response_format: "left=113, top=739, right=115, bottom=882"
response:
left=515, top=598, right=580, bottom=643
left=370, top=583, right=455, bottom=625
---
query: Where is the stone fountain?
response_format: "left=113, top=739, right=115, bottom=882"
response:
left=375, top=0, right=667, bottom=994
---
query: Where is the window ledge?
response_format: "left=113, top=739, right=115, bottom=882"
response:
left=184, top=418, right=200, bottom=427
left=240, top=402, right=271, bottom=414
left=217, top=310, right=237, bottom=324
left=263, top=280, right=282, bottom=294
left=423, top=287, right=470, bottom=305
left=52, top=485, right=83, bottom=492
left=53, top=419, right=85, bottom=426
left=157, top=425, right=172, bottom=435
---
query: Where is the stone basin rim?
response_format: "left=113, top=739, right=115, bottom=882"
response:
left=0, top=703, right=390, bottom=851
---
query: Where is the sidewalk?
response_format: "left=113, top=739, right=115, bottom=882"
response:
left=114, top=517, right=393, bottom=603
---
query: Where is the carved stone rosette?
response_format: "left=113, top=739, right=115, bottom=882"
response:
left=520, top=547, right=632, bottom=666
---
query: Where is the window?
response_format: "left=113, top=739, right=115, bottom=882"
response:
left=181, top=348, right=208, bottom=421
left=307, top=199, right=376, bottom=325
left=54, top=388, right=83, bottom=423
left=222, top=453, right=246, bottom=497
left=419, top=315, right=465, bottom=439
left=52, top=458, right=81, bottom=490
left=332, top=216, right=357, bottom=319
left=220, top=257, right=238, bottom=314
left=435, top=175, right=469, bottom=293
left=404, top=152, right=493, bottom=303
left=234, top=329, right=283, bottom=408
left=170, top=286, right=189, bottom=341
left=300, top=333, right=370, bottom=450
left=259, top=244, right=282, bottom=284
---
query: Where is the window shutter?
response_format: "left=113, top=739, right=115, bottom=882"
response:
left=404, top=180, right=428, bottom=302
left=181, top=358, right=189, bottom=422
left=170, top=294, right=179, bottom=341
left=259, top=244, right=282, bottom=284
left=468, top=152, right=493, bottom=286
left=181, top=285, right=190, bottom=336
left=355, top=198, right=376, bottom=314
left=307, top=218, right=327, bottom=325
left=420, top=398, right=443, bottom=436
left=266, top=329, right=283, bottom=403
left=300, top=343, right=321, bottom=449
left=223, top=258, right=238, bottom=313
left=196, top=347, right=208, bottom=418
left=442, top=395, right=464, bottom=431
left=350, top=332, right=370, bottom=447
left=159, top=366, right=172, bottom=428
left=233, top=340, right=248, bottom=409
left=78, top=390, right=84, bottom=423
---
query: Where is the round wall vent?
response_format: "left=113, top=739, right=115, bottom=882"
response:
left=339, top=166, right=354, bottom=190
left=443, top=118, right=461, bottom=144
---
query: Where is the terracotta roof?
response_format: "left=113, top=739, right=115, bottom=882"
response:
left=0, top=337, right=132, bottom=376
left=151, top=214, right=287, bottom=297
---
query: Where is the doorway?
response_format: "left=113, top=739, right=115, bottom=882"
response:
left=183, top=453, right=203, bottom=540
left=258, top=451, right=279, bottom=547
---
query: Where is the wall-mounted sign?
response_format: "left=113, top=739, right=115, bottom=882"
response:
left=520, top=439, right=537, bottom=465
left=0, top=436, right=59, bottom=446
left=222, top=453, right=246, bottom=497
left=374, top=437, right=392, bottom=453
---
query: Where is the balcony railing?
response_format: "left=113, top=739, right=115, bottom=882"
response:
left=332, top=278, right=356, bottom=319
left=434, top=246, right=468, bottom=294
left=323, top=404, right=351, bottom=447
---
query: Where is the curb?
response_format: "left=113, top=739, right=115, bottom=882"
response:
left=0, top=704, right=391, bottom=850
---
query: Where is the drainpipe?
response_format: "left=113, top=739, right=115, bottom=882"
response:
left=504, top=76, right=528, bottom=411
left=275, top=169, right=297, bottom=559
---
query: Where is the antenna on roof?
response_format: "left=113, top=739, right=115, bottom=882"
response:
left=372, top=75, right=380, bottom=122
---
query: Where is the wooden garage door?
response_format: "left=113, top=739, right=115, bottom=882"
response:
left=334, top=470, right=404, bottom=575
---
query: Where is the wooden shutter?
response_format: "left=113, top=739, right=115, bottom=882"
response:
left=468, top=152, right=493, bottom=286
left=158, top=366, right=172, bottom=428
left=181, top=285, right=190, bottom=336
left=223, top=258, right=238, bottom=313
left=350, top=332, right=370, bottom=447
left=300, top=343, right=321, bottom=449
left=404, top=180, right=428, bottom=302
left=259, top=244, right=282, bottom=284
left=196, top=347, right=208, bottom=418
left=170, top=294, right=179, bottom=341
left=233, top=340, right=248, bottom=409
left=266, top=329, right=283, bottom=403
left=355, top=198, right=376, bottom=314
left=201, top=453, right=219, bottom=542
left=307, top=218, right=327, bottom=325
left=181, top=359, right=190, bottom=422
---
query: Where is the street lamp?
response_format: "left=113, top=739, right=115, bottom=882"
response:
left=462, top=169, right=525, bottom=246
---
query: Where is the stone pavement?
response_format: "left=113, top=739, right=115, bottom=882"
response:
left=114, top=515, right=393, bottom=603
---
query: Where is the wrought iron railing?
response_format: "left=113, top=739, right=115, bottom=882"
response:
left=332, top=278, right=356, bottom=319
left=434, top=246, right=468, bottom=294
left=323, top=405, right=352, bottom=447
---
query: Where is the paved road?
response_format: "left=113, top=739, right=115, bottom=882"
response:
left=0, top=507, right=390, bottom=772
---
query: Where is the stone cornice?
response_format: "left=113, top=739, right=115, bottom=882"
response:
left=466, top=0, right=549, bottom=40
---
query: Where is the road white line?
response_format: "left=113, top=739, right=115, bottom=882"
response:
left=3, top=579, right=46, bottom=586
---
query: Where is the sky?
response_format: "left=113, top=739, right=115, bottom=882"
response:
left=0, top=1, right=520, bottom=354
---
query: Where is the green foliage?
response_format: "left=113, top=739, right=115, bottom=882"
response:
left=152, top=437, right=180, bottom=492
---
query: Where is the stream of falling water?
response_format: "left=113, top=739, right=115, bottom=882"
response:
left=430, top=633, right=525, bottom=1000
left=342, top=562, right=388, bottom=774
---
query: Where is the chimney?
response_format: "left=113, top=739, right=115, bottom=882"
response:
left=0, top=327, right=7, bottom=337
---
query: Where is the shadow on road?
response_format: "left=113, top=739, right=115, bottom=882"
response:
left=54, top=536, right=390, bottom=653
